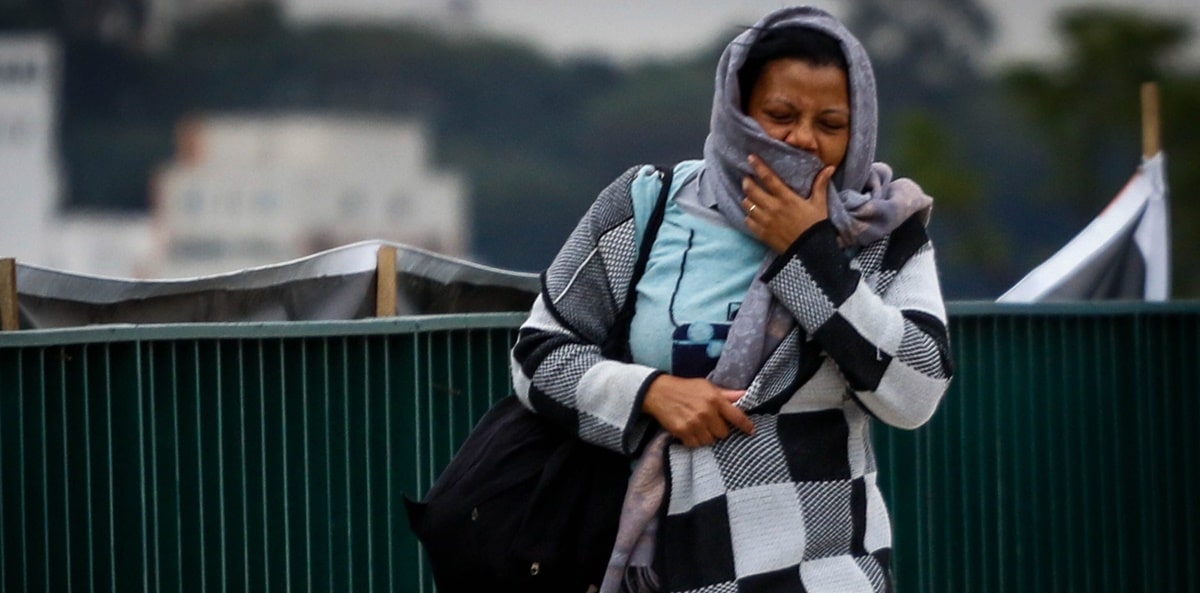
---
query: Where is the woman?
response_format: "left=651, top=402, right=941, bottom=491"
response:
left=511, top=6, right=952, bottom=592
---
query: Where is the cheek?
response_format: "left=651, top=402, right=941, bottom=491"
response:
left=759, top=121, right=791, bottom=143
left=819, top=134, right=850, bottom=168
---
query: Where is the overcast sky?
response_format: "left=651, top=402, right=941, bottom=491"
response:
left=286, top=0, right=1200, bottom=67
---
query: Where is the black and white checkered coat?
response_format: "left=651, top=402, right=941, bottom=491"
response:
left=512, top=165, right=952, bottom=592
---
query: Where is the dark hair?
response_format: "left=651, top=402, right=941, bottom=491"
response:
left=737, top=26, right=848, bottom=112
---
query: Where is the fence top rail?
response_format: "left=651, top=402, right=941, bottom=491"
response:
left=4, top=302, right=1200, bottom=348
left=0, top=312, right=530, bottom=348
left=947, top=300, right=1200, bottom=317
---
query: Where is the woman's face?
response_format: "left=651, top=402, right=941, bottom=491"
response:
left=745, top=58, right=850, bottom=169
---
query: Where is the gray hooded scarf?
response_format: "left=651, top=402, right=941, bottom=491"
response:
left=701, top=6, right=932, bottom=392
left=700, top=5, right=878, bottom=227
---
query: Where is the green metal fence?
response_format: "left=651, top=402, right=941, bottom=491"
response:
left=0, top=315, right=523, bottom=593
left=2, top=304, right=1198, bottom=592
left=877, top=302, right=1200, bottom=593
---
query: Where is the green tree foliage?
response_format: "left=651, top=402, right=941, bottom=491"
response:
left=891, top=111, right=1010, bottom=286
left=844, top=0, right=1032, bottom=297
left=845, top=0, right=994, bottom=109
left=0, top=0, right=62, bottom=30
left=0, top=0, right=148, bottom=43
left=1003, top=9, right=1200, bottom=296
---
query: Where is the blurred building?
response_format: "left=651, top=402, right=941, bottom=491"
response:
left=0, top=35, right=62, bottom=268
left=0, top=37, right=467, bottom=280
left=0, top=34, right=157, bottom=279
left=148, top=115, right=467, bottom=278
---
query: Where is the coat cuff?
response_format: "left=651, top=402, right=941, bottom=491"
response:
left=761, top=220, right=849, bottom=288
left=576, top=360, right=663, bottom=455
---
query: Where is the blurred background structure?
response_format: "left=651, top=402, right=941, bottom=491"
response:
left=0, top=35, right=60, bottom=271
left=152, top=115, right=464, bottom=278
left=0, top=0, right=1197, bottom=298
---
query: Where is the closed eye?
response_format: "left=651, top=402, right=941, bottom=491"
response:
left=765, top=111, right=795, bottom=124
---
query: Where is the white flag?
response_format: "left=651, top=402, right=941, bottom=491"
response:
left=998, top=153, right=1170, bottom=302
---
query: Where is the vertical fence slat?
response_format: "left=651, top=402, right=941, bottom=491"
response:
left=237, top=342, right=250, bottom=593
left=38, top=349, right=50, bottom=593
left=418, top=331, right=432, bottom=593
left=301, top=339, right=313, bottom=593
left=58, top=348, right=72, bottom=593
left=146, top=343, right=160, bottom=593
left=104, top=346, right=117, bottom=593
left=22, top=348, right=31, bottom=593
left=256, top=341, right=269, bottom=593
left=340, top=337, right=353, bottom=593
left=1185, top=312, right=1195, bottom=590
left=276, top=339, right=292, bottom=593
left=169, top=343, right=184, bottom=593
left=214, top=342, right=226, bottom=593
left=322, top=337, right=335, bottom=593
left=364, top=337, right=375, bottom=593
left=383, top=336, right=395, bottom=593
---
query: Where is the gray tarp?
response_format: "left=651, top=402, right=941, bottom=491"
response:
left=14, top=241, right=540, bottom=329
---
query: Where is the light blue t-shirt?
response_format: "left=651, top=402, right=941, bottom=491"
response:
left=628, top=166, right=769, bottom=377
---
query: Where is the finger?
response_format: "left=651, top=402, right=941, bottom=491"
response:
left=810, top=165, right=835, bottom=206
left=742, top=175, right=774, bottom=210
left=686, top=420, right=714, bottom=447
left=708, top=418, right=730, bottom=442
left=743, top=216, right=768, bottom=244
left=741, top=195, right=758, bottom=218
left=669, top=420, right=700, bottom=448
left=722, top=389, right=746, bottom=403
left=748, top=154, right=795, bottom=200
left=720, top=402, right=756, bottom=436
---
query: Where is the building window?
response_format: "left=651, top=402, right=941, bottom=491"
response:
left=0, top=61, right=38, bottom=86
left=183, top=188, right=204, bottom=214
left=256, top=190, right=278, bottom=212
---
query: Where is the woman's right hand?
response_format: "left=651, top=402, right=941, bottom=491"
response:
left=642, top=375, right=755, bottom=448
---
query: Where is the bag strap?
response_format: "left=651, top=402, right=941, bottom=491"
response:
left=602, top=165, right=673, bottom=361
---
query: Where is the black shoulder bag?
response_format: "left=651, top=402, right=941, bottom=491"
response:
left=404, top=166, right=674, bottom=593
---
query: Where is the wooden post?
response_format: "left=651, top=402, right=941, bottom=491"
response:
left=1, top=258, right=17, bottom=331
left=376, top=245, right=397, bottom=318
left=1141, top=82, right=1161, bottom=158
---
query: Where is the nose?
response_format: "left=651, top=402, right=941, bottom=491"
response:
left=784, top=122, right=818, bottom=152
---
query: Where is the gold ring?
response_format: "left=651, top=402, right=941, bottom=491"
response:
left=747, top=204, right=757, bottom=215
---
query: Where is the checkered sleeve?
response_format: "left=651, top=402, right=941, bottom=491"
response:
left=510, top=166, right=664, bottom=455
left=761, top=216, right=952, bottom=429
